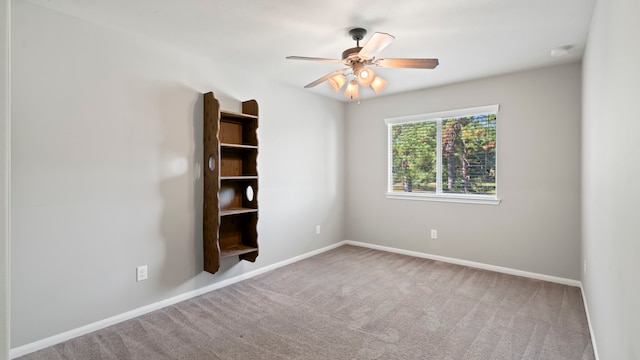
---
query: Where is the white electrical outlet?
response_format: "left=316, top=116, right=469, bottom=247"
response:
left=136, top=265, right=148, bottom=282
left=431, top=229, right=438, bottom=239
left=316, top=225, right=321, bottom=235
left=583, top=260, right=587, bottom=274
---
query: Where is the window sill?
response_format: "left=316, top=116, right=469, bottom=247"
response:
left=386, top=192, right=501, bottom=205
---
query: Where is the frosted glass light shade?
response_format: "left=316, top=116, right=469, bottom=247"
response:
left=370, top=76, right=387, bottom=94
left=328, top=74, right=346, bottom=92
left=344, top=80, right=359, bottom=99
left=357, top=68, right=375, bottom=87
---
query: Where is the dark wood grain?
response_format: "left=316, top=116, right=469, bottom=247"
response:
left=203, top=92, right=259, bottom=274
left=203, top=92, right=221, bottom=274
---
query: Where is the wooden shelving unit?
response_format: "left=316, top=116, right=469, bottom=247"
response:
left=203, top=92, right=259, bottom=274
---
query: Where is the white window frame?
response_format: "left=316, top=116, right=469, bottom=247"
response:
left=385, top=105, right=500, bottom=205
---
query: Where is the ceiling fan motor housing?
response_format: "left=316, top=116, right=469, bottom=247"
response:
left=342, top=47, right=363, bottom=63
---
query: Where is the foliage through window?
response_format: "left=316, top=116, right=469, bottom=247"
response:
left=386, top=105, right=499, bottom=203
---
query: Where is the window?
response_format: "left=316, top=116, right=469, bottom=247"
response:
left=386, top=105, right=500, bottom=205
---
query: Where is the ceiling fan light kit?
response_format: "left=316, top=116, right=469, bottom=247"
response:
left=370, top=76, right=388, bottom=94
left=286, top=27, right=439, bottom=100
left=354, top=64, right=376, bottom=87
left=328, top=74, right=346, bottom=92
left=345, top=80, right=359, bottom=99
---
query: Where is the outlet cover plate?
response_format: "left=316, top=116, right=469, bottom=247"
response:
left=136, top=265, right=148, bottom=282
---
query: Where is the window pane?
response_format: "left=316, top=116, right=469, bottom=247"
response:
left=391, top=122, right=437, bottom=193
left=441, top=114, right=496, bottom=195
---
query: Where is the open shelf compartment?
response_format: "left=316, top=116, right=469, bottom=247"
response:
left=219, top=178, right=258, bottom=216
left=219, top=212, right=258, bottom=261
left=219, top=115, right=258, bottom=147
left=220, top=147, right=257, bottom=177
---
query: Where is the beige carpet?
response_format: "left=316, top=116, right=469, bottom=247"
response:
left=18, top=245, right=594, bottom=359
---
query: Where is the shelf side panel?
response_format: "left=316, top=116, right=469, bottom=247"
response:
left=242, top=100, right=259, bottom=117
left=242, top=121, right=258, bottom=147
left=244, top=99, right=258, bottom=264
left=239, top=213, right=259, bottom=263
left=203, top=92, right=221, bottom=274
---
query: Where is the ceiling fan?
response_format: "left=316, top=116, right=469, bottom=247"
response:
left=286, top=28, right=439, bottom=99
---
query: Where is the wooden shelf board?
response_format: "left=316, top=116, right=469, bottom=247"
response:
left=221, top=143, right=258, bottom=150
left=220, top=245, right=258, bottom=258
left=221, top=207, right=258, bottom=216
left=221, top=176, right=258, bottom=180
left=221, top=110, right=259, bottom=120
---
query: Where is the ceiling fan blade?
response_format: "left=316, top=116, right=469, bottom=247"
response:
left=375, top=58, right=439, bottom=69
left=286, top=56, right=342, bottom=63
left=359, top=32, right=395, bottom=59
left=304, top=68, right=348, bottom=88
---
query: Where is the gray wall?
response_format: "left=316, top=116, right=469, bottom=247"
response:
left=10, top=2, right=345, bottom=347
left=582, top=0, right=640, bottom=357
left=1, top=0, right=10, bottom=358
left=345, top=63, right=582, bottom=280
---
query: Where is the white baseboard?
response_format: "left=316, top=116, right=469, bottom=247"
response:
left=11, top=239, right=589, bottom=358
left=10, top=241, right=345, bottom=359
left=342, top=240, right=582, bottom=287
left=579, top=283, right=600, bottom=360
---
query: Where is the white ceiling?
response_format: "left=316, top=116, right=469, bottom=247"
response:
left=25, top=0, right=595, bottom=102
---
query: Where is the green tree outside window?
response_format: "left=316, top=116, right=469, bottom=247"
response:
left=390, top=113, right=496, bottom=196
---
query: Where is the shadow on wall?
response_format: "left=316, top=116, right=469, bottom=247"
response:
left=155, top=83, right=199, bottom=288
left=156, top=85, right=246, bottom=289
